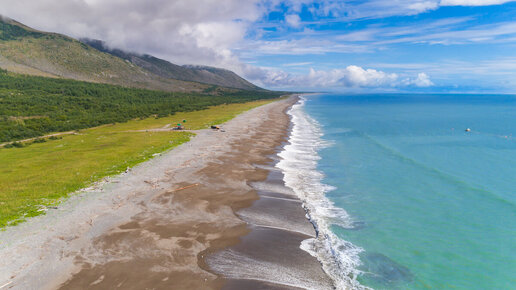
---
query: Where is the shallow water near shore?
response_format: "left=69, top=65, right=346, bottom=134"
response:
left=293, top=94, right=516, bottom=289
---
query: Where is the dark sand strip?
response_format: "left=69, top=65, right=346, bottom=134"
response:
left=207, top=168, right=333, bottom=289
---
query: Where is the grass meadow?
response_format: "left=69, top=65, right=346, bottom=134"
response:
left=0, top=99, right=274, bottom=228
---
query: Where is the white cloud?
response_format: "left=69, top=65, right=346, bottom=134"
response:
left=375, top=58, right=516, bottom=77
left=280, top=0, right=347, bottom=17
left=337, top=66, right=399, bottom=87
left=333, top=17, right=516, bottom=47
left=283, top=62, right=314, bottom=67
left=331, top=0, right=440, bottom=19
left=239, top=39, right=369, bottom=56
left=249, top=65, right=433, bottom=89
left=373, top=59, right=516, bottom=91
left=404, top=73, right=434, bottom=87
left=380, top=21, right=516, bottom=45
left=441, top=0, right=516, bottom=6
left=279, top=0, right=516, bottom=20
left=408, top=1, right=440, bottom=13
left=285, top=14, right=302, bottom=27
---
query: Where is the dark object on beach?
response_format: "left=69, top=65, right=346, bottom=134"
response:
left=211, top=125, right=220, bottom=130
left=359, top=252, right=413, bottom=286
left=173, top=124, right=185, bottom=130
left=465, top=128, right=471, bottom=132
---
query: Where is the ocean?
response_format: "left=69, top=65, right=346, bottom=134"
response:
left=277, top=94, right=516, bottom=289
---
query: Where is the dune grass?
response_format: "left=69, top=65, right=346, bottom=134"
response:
left=0, top=99, right=275, bottom=228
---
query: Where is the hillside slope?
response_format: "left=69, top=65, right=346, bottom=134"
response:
left=82, top=39, right=260, bottom=90
left=0, top=17, right=260, bottom=92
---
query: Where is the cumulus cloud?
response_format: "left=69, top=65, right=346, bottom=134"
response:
left=285, top=14, right=302, bottom=27
left=403, top=73, right=434, bottom=87
left=248, top=65, right=432, bottom=89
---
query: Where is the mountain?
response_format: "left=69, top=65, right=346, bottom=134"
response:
left=82, top=39, right=260, bottom=91
left=0, top=17, right=261, bottom=92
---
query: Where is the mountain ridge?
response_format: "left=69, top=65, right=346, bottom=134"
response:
left=81, top=38, right=260, bottom=91
left=0, top=16, right=262, bottom=92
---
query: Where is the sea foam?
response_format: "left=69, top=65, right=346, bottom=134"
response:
left=276, top=97, right=369, bottom=290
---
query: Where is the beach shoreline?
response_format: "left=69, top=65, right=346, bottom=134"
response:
left=203, top=95, right=334, bottom=290
left=0, top=95, right=332, bottom=289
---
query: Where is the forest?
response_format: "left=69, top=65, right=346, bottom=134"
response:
left=0, top=70, right=282, bottom=142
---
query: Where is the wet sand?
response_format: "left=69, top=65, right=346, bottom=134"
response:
left=0, top=96, right=333, bottom=289
left=209, top=168, right=333, bottom=289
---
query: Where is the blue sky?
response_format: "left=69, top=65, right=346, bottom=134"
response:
left=238, top=0, right=516, bottom=92
left=2, top=0, right=516, bottom=92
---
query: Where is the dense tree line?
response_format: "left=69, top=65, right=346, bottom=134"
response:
left=0, top=71, right=282, bottom=142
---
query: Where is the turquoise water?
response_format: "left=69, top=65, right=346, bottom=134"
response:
left=303, top=94, right=516, bottom=289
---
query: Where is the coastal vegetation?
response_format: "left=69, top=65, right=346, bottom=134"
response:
left=0, top=70, right=281, bottom=143
left=0, top=98, right=277, bottom=228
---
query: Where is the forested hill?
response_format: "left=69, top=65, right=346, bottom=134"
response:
left=0, top=17, right=262, bottom=92
left=0, top=69, right=282, bottom=143
left=82, top=39, right=261, bottom=91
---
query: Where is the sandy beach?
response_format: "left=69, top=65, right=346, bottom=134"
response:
left=0, top=96, right=333, bottom=290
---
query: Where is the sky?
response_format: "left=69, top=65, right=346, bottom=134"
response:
left=1, top=0, right=516, bottom=92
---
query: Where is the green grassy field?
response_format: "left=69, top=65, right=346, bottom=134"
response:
left=0, top=99, right=275, bottom=228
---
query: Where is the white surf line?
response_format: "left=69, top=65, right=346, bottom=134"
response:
left=259, top=195, right=302, bottom=202
left=252, top=224, right=315, bottom=237
left=0, top=281, right=12, bottom=289
left=232, top=277, right=310, bottom=290
left=222, top=271, right=314, bottom=290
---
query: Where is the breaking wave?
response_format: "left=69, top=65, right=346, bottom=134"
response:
left=276, top=96, right=369, bottom=289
